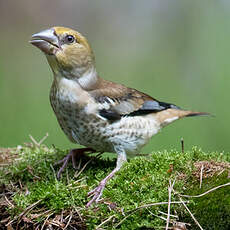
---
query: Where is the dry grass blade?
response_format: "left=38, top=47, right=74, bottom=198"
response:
left=29, top=133, right=49, bottom=147
left=41, top=212, right=54, bottom=230
left=4, top=195, right=14, bottom=208
left=63, top=211, right=73, bottom=230
left=165, top=179, right=176, bottom=230
left=178, top=197, right=203, bottom=230
left=50, top=163, right=57, bottom=181
left=126, top=201, right=188, bottom=215
left=30, top=210, right=52, bottom=220
left=180, top=182, right=230, bottom=198
left=74, top=207, right=84, bottom=222
left=193, top=161, right=230, bottom=179
left=199, top=164, right=204, bottom=189
left=114, top=212, right=134, bottom=229
left=18, top=199, right=43, bottom=218
left=158, top=211, right=178, bottom=219
left=6, top=199, right=42, bottom=227
left=148, top=208, right=167, bottom=221
left=29, top=134, right=39, bottom=147
left=96, top=214, right=115, bottom=229
left=115, top=201, right=188, bottom=228
left=74, top=158, right=94, bottom=179
left=38, top=133, right=49, bottom=146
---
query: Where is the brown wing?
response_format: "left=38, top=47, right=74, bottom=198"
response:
left=89, top=78, right=180, bottom=121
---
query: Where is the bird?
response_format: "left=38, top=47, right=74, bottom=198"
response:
left=30, top=26, right=208, bottom=207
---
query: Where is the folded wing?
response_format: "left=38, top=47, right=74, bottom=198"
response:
left=89, top=79, right=181, bottom=121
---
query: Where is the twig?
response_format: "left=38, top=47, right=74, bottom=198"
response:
left=29, top=134, right=39, bottom=147
left=74, top=207, right=84, bottom=222
left=6, top=199, right=43, bottom=227
left=217, top=169, right=225, bottom=176
left=159, top=211, right=178, bottom=219
left=38, top=133, right=49, bottom=145
left=126, top=201, right=188, bottom=215
left=64, top=213, right=71, bottom=221
left=63, top=211, right=73, bottom=230
left=96, top=214, right=115, bottom=229
left=18, top=179, right=23, bottom=190
left=30, top=210, right=52, bottom=220
left=41, top=212, right=54, bottom=230
left=77, top=157, right=82, bottom=170
left=199, top=164, right=204, bottom=189
left=74, top=158, right=94, bottom=179
left=50, top=164, right=58, bottom=181
left=180, top=182, right=230, bottom=198
left=114, top=212, right=135, bottom=228
left=178, top=197, right=203, bottom=230
left=29, top=133, right=49, bottom=147
left=4, top=195, right=14, bottom=208
left=166, top=181, right=172, bottom=230
left=18, top=199, right=43, bottom=218
left=60, top=210, right=64, bottom=223
left=181, top=138, right=184, bottom=153
left=166, top=179, right=176, bottom=230
left=148, top=208, right=167, bottom=221
left=115, top=201, right=188, bottom=228
left=27, top=166, right=41, bottom=180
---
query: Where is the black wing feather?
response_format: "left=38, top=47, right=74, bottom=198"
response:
left=98, top=98, right=180, bottom=121
left=99, top=109, right=121, bottom=121
left=127, top=100, right=180, bottom=116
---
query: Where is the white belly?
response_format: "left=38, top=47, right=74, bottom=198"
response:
left=70, top=114, right=161, bottom=155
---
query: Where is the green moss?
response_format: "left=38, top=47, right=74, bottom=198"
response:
left=0, top=145, right=229, bottom=229
left=182, top=172, right=230, bottom=230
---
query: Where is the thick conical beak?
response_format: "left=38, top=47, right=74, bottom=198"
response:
left=30, top=28, right=60, bottom=55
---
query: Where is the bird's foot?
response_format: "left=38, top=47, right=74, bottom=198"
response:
left=86, top=180, right=107, bottom=207
left=55, top=148, right=95, bottom=179
left=86, top=167, right=119, bottom=207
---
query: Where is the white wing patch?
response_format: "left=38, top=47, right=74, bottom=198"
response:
left=84, top=96, right=117, bottom=120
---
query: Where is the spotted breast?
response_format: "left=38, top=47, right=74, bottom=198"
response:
left=49, top=77, right=161, bottom=155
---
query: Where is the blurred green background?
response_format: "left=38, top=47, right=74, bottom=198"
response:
left=0, top=0, right=229, bottom=153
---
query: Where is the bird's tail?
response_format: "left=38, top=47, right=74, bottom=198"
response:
left=155, top=108, right=210, bottom=127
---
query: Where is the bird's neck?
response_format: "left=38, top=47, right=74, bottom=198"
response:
left=77, top=66, right=99, bottom=90
left=55, top=67, right=99, bottom=91
left=47, top=55, right=99, bottom=91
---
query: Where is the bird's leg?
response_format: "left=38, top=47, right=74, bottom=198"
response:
left=86, top=147, right=127, bottom=207
left=55, top=148, right=96, bottom=179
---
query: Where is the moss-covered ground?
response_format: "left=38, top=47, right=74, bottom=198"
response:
left=0, top=144, right=229, bottom=229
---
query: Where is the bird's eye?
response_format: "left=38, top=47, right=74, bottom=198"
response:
left=65, top=35, right=75, bottom=43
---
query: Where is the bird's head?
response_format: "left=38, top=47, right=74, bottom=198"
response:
left=30, top=27, right=95, bottom=80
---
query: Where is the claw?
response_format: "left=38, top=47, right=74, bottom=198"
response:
left=86, top=167, right=120, bottom=207
left=55, top=148, right=96, bottom=179
left=57, top=153, right=72, bottom=179
left=86, top=183, right=105, bottom=207
left=86, top=151, right=127, bottom=207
